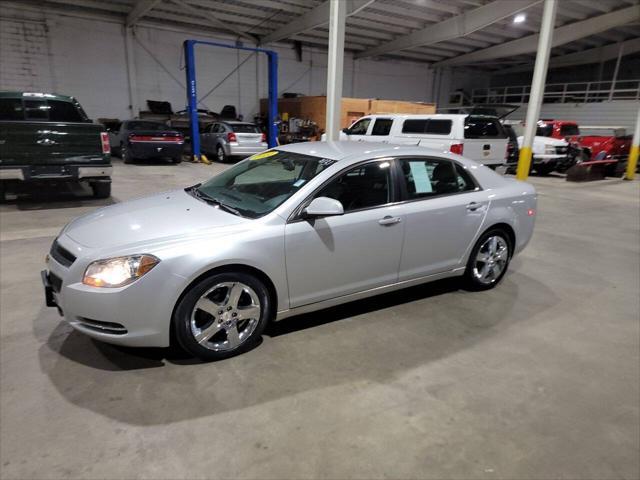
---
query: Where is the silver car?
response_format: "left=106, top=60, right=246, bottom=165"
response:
left=201, top=121, right=268, bottom=162
left=42, top=142, right=537, bottom=360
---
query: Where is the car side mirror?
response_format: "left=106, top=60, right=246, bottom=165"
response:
left=303, top=197, right=344, bottom=218
left=342, top=128, right=350, bottom=135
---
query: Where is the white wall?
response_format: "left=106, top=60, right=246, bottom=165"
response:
left=1, top=3, right=482, bottom=122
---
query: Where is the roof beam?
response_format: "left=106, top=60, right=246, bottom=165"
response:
left=497, top=37, right=640, bottom=74
left=354, top=0, right=541, bottom=59
left=169, top=0, right=257, bottom=42
left=434, top=4, right=640, bottom=66
left=127, top=0, right=162, bottom=26
left=260, top=0, right=375, bottom=45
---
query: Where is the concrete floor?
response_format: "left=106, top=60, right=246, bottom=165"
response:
left=1, top=159, right=638, bottom=479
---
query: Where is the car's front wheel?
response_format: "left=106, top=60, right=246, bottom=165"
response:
left=173, top=272, right=271, bottom=361
left=464, top=229, right=512, bottom=291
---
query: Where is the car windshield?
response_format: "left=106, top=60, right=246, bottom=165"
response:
left=195, top=150, right=335, bottom=218
left=128, top=121, right=166, bottom=131
left=560, top=124, right=580, bottom=136
left=536, top=124, right=553, bottom=137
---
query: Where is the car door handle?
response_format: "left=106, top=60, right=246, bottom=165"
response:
left=466, top=202, right=482, bottom=211
left=378, top=216, right=402, bottom=226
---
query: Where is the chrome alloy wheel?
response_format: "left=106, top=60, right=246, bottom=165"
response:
left=473, top=235, right=509, bottom=285
left=190, top=282, right=261, bottom=352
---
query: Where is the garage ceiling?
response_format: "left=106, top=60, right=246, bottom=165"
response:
left=17, top=0, right=640, bottom=70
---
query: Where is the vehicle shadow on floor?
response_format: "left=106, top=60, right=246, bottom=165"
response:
left=1, top=183, right=115, bottom=210
left=38, top=271, right=560, bottom=426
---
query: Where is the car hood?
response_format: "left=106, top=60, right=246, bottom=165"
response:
left=517, top=136, right=567, bottom=147
left=64, top=189, right=248, bottom=248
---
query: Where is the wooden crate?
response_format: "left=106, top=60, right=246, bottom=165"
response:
left=260, top=96, right=436, bottom=132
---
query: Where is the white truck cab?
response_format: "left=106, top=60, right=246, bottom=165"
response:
left=324, top=114, right=509, bottom=168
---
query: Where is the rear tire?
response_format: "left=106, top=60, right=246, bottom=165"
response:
left=121, top=144, right=133, bottom=164
left=216, top=145, right=227, bottom=163
left=464, top=229, right=512, bottom=291
left=92, top=181, right=111, bottom=199
left=173, top=272, right=271, bottom=361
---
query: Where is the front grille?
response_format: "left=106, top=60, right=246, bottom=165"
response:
left=49, top=272, right=63, bottom=293
left=50, top=240, right=76, bottom=267
left=77, top=317, right=128, bottom=335
left=555, top=146, right=568, bottom=155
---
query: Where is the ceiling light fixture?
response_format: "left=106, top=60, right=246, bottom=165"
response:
left=513, top=13, right=526, bottom=24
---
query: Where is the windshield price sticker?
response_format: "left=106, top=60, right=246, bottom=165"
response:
left=250, top=151, right=279, bottom=160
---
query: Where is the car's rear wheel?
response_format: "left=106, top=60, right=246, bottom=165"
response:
left=216, top=145, right=227, bottom=163
left=173, top=272, right=271, bottom=361
left=464, top=229, right=512, bottom=291
left=121, top=143, right=133, bottom=164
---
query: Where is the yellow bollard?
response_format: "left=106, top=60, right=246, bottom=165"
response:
left=516, top=146, right=533, bottom=181
left=625, top=144, right=638, bottom=181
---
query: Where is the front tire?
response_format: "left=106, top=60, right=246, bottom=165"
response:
left=173, top=272, right=271, bottom=361
left=464, top=229, right=512, bottom=291
left=535, top=163, right=555, bottom=176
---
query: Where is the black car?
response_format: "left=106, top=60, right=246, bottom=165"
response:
left=111, top=120, right=184, bottom=164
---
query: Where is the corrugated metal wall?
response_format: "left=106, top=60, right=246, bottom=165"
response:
left=507, top=101, right=639, bottom=131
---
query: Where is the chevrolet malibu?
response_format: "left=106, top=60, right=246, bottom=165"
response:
left=42, top=142, right=536, bottom=360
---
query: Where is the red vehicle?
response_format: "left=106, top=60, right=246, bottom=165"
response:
left=536, top=120, right=631, bottom=173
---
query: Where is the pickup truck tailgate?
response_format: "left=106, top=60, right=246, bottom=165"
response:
left=0, top=122, right=105, bottom=164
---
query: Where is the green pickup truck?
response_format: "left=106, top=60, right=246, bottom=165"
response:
left=0, top=92, right=112, bottom=199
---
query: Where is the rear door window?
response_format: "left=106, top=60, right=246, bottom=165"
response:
left=370, top=118, right=393, bottom=136
left=399, top=158, right=476, bottom=199
left=47, top=100, right=85, bottom=122
left=402, top=119, right=452, bottom=135
left=0, top=98, right=24, bottom=120
left=464, top=117, right=506, bottom=139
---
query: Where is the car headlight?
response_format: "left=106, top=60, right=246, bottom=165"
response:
left=83, top=254, right=160, bottom=288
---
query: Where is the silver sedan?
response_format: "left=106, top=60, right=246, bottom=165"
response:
left=42, top=142, right=537, bottom=360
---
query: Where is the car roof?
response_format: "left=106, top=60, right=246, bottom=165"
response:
left=0, top=91, right=75, bottom=102
left=223, top=121, right=256, bottom=125
left=363, top=113, right=468, bottom=120
left=275, top=140, right=477, bottom=166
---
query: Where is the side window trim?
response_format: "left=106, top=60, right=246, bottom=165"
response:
left=288, top=158, right=398, bottom=222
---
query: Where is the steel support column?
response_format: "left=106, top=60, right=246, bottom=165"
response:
left=624, top=107, right=640, bottom=180
left=124, top=26, right=139, bottom=117
left=325, top=0, right=347, bottom=142
left=517, top=0, right=557, bottom=181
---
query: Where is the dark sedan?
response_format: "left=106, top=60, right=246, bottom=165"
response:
left=113, top=120, right=184, bottom=164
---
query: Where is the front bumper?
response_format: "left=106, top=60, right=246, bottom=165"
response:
left=1, top=164, right=112, bottom=181
left=227, top=143, right=268, bottom=158
left=42, top=235, right=185, bottom=347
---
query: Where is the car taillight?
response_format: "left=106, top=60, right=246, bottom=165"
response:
left=450, top=143, right=463, bottom=155
left=100, top=132, right=110, bottom=154
left=261, top=132, right=267, bottom=142
left=527, top=209, right=535, bottom=217
left=227, top=132, right=237, bottom=143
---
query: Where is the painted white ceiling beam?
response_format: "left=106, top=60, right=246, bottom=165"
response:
left=169, top=0, right=256, bottom=42
left=434, top=4, right=640, bottom=66
left=260, top=0, right=375, bottom=45
left=126, top=0, right=162, bottom=26
left=497, top=37, right=640, bottom=74
left=355, top=0, right=541, bottom=59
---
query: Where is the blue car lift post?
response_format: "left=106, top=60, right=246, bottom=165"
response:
left=183, top=39, right=278, bottom=161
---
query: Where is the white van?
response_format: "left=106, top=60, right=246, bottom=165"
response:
left=326, top=114, right=509, bottom=168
